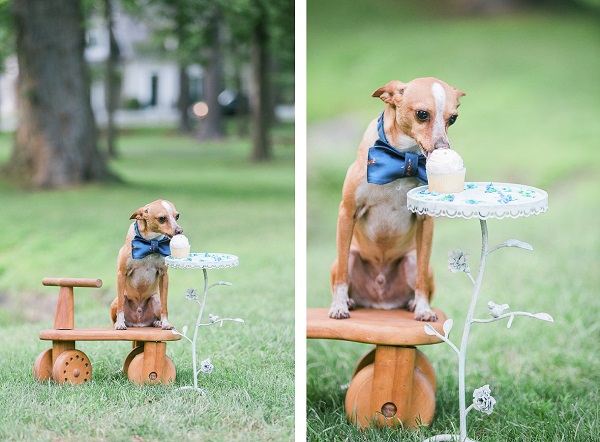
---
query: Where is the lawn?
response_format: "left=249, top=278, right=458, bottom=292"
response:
left=307, top=1, right=599, bottom=441
left=0, top=123, right=295, bottom=441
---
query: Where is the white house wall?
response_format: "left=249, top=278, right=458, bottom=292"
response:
left=121, top=60, right=179, bottom=109
left=0, top=56, right=19, bottom=129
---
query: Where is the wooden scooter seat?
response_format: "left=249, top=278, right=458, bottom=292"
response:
left=307, top=308, right=446, bottom=346
left=40, top=327, right=181, bottom=342
left=307, top=307, right=447, bottom=430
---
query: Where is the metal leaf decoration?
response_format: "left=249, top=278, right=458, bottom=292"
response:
left=424, top=324, right=437, bottom=336
left=533, top=312, right=554, bottom=322
left=443, top=319, right=453, bottom=338
left=502, top=239, right=533, bottom=250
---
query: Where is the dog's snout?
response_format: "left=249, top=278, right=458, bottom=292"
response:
left=434, top=140, right=450, bottom=150
left=175, top=227, right=183, bottom=235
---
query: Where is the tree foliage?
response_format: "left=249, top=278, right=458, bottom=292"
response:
left=123, top=0, right=294, bottom=157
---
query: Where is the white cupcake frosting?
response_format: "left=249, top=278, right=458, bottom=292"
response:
left=426, top=148, right=464, bottom=174
left=170, top=234, right=190, bottom=248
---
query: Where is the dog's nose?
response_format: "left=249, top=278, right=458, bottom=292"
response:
left=434, top=140, right=450, bottom=150
left=175, top=227, right=183, bottom=235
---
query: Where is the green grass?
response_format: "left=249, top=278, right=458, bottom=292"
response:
left=307, top=1, right=599, bottom=440
left=0, top=124, right=294, bottom=441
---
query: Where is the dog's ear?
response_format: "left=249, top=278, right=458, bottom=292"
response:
left=129, top=207, right=148, bottom=220
left=453, top=87, right=466, bottom=99
left=372, top=80, right=406, bottom=105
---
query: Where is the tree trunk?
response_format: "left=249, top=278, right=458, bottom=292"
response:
left=7, top=0, right=111, bottom=188
left=196, top=12, right=225, bottom=140
left=233, top=57, right=249, bottom=138
left=178, top=65, right=193, bottom=133
left=105, top=0, right=120, bottom=158
left=249, top=13, right=272, bottom=161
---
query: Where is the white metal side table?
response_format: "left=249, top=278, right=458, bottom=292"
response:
left=407, top=182, right=552, bottom=442
left=165, top=252, right=243, bottom=393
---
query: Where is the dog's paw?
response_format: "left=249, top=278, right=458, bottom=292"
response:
left=330, top=283, right=351, bottom=319
left=414, top=309, right=438, bottom=322
left=329, top=299, right=354, bottom=319
left=155, top=318, right=173, bottom=330
left=114, top=321, right=127, bottom=330
left=329, top=305, right=351, bottom=319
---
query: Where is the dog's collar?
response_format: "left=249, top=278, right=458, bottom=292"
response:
left=367, top=112, right=428, bottom=185
left=131, top=222, right=171, bottom=259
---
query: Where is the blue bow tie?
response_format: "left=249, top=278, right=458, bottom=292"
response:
left=131, top=223, right=171, bottom=259
left=367, top=112, right=428, bottom=185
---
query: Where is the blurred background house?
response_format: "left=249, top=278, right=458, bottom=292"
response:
left=85, top=10, right=193, bottom=128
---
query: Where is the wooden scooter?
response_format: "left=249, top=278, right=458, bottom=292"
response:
left=33, top=277, right=180, bottom=385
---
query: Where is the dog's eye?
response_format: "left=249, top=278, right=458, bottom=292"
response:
left=415, top=110, right=429, bottom=122
left=175, top=214, right=180, bottom=220
left=448, top=115, right=458, bottom=126
left=158, top=216, right=167, bottom=223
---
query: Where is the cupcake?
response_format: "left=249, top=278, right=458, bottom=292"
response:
left=426, top=148, right=466, bottom=193
left=170, top=234, right=191, bottom=258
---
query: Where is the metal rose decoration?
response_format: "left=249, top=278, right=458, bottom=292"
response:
left=185, top=288, right=198, bottom=301
left=448, top=249, right=470, bottom=274
left=471, top=385, right=496, bottom=415
left=200, top=358, right=214, bottom=374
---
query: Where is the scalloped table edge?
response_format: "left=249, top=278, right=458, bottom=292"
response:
left=407, top=182, right=548, bottom=220
left=165, top=252, right=239, bottom=270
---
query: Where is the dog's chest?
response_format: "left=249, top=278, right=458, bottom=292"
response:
left=125, top=254, right=165, bottom=292
left=354, top=178, right=419, bottom=240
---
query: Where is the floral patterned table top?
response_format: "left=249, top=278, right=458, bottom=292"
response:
left=407, top=182, right=548, bottom=220
left=165, top=252, right=239, bottom=270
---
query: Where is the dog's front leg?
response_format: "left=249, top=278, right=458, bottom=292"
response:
left=157, top=271, right=173, bottom=330
left=412, top=214, right=438, bottom=322
left=329, top=200, right=357, bottom=319
left=114, top=269, right=128, bottom=330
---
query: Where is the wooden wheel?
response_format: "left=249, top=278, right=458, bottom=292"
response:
left=33, top=349, right=53, bottom=381
left=52, top=349, right=92, bottom=385
left=345, top=362, right=435, bottom=429
left=352, top=347, right=376, bottom=378
left=122, top=345, right=144, bottom=374
left=127, top=352, right=176, bottom=385
left=415, top=349, right=436, bottom=393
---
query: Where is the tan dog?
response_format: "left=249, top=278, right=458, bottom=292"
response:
left=110, top=200, right=183, bottom=330
left=329, top=77, right=465, bottom=321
